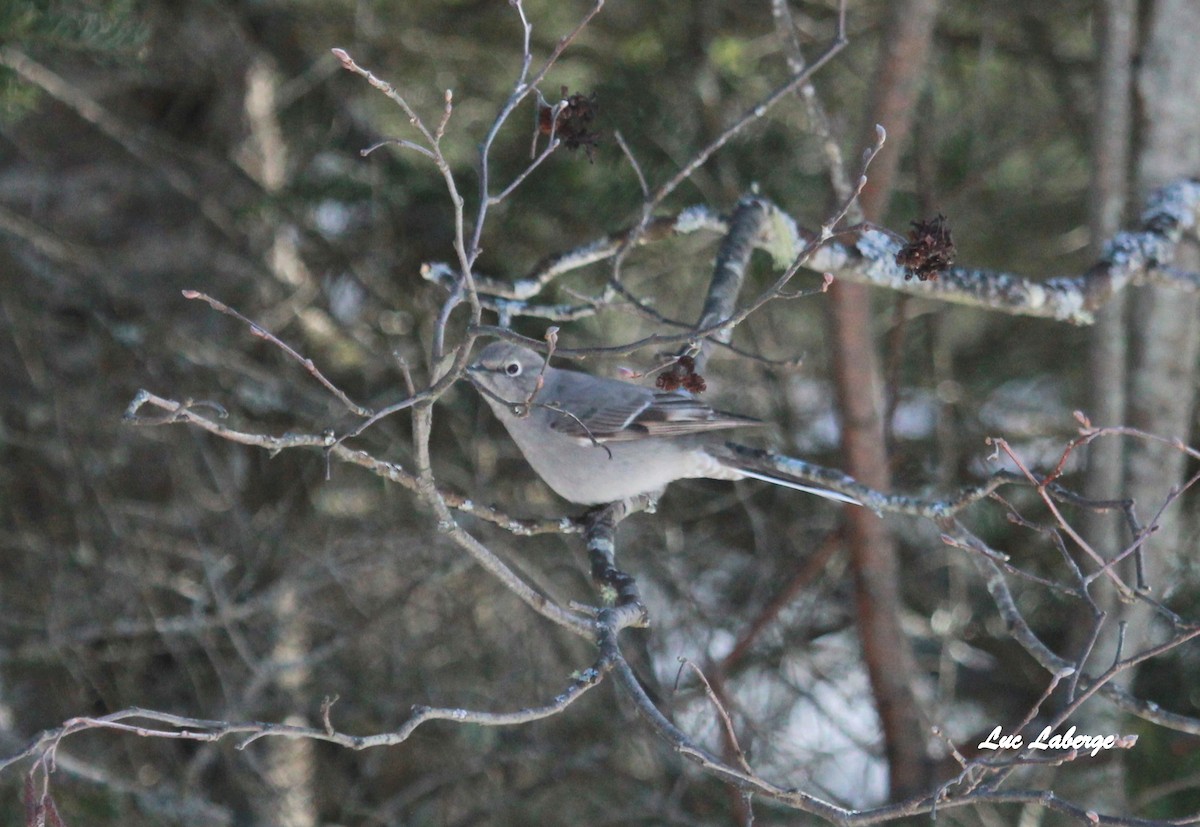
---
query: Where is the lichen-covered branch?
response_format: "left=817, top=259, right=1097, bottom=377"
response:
left=434, top=179, right=1200, bottom=329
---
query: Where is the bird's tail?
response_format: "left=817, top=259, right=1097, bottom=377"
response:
left=715, top=443, right=864, bottom=506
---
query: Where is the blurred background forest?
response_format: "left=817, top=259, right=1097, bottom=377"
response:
left=2, top=0, right=1199, bottom=824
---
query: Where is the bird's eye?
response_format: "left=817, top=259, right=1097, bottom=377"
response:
left=505, top=361, right=522, bottom=376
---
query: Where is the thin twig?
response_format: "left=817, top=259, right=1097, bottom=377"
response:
left=614, top=130, right=649, bottom=198
left=181, top=290, right=373, bottom=417
left=678, top=659, right=753, bottom=775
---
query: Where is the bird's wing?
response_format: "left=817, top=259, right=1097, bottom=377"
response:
left=547, top=383, right=762, bottom=443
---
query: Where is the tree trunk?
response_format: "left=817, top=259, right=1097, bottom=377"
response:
left=827, top=0, right=941, bottom=800
left=1123, top=0, right=1200, bottom=645
left=1064, top=0, right=1137, bottom=813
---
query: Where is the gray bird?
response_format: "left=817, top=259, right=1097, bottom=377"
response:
left=468, top=342, right=859, bottom=506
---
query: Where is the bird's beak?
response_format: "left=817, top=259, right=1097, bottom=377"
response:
left=465, top=363, right=486, bottom=387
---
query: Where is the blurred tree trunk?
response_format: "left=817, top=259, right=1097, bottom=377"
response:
left=260, top=585, right=318, bottom=827
left=1067, top=0, right=1136, bottom=813
left=240, top=56, right=320, bottom=827
left=826, top=0, right=940, bottom=801
left=1122, top=0, right=1200, bottom=660
left=1083, top=0, right=1135, bottom=538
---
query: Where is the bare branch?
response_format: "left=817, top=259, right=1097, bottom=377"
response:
left=4, top=663, right=608, bottom=774
left=613, top=130, right=650, bottom=198
left=182, top=290, right=373, bottom=417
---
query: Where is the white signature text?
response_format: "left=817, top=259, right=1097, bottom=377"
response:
left=977, top=725, right=1136, bottom=758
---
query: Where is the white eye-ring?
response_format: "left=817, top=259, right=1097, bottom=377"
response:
left=504, top=361, right=522, bottom=376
